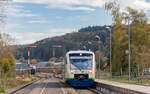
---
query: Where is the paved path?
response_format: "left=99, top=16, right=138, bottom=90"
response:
left=95, top=79, right=150, bottom=94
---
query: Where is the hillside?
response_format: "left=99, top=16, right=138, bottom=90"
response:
left=15, top=25, right=111, bottom=61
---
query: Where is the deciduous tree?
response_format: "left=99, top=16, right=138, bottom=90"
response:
left=105, top=1, right=150, bottom=72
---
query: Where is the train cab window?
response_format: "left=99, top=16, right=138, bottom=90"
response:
left=69, top=53, right=93, bottom=70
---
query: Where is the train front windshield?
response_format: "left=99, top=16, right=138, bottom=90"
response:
left=69, top=53, right=93, bottom=70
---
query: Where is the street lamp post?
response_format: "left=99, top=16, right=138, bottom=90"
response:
left=123, top=12, right=131, bottom=81
left=128, top=17, right=131, bottom=81
left=95, top=35, right=101, bottom=79
left=106, top=26, right=112, bottom=79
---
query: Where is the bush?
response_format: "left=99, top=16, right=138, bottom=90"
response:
left=45, top=63, right=51, bottom=67
left=0, top=86, right=7, bottom=93
left=31, top=59, right=37, bottom=64
left=0, top=53, right=15, bottom=78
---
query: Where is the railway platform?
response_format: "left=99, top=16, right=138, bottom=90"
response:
left=95, top=79, right=150, bottom=94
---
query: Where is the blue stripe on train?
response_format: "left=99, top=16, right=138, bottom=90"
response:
left=67, top=79, right=94, bottom=87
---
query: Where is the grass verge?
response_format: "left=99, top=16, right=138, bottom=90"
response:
left=0, top=74, right=37, bottom=93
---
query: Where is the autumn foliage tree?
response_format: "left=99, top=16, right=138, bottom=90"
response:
left=31, top=59, right=37, bottom=64
left=0, top=33, right=15, bottom=78
left=105, top=1, right=150, bottom=72
left=95, top=50, right=107, bottom=70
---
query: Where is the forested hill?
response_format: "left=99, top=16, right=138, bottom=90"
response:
left=15, top=25, right=111, bottom=61
left=79, top=26, right=108, bottom=32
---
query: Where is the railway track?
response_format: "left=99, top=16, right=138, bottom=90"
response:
left=11, top=78, right=45, bottom=94
left=59, top=79, right=102, bottom=94
left=7, top=74, right=150, bottom=94
left=7, top=76, right=66, bottom=94
left=74, top=87, right=101, bottom=94
left=6, top=73, right=101, bottom=94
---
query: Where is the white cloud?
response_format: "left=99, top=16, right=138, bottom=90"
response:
left=13, top=0, right=105, bottom=11
left=55, top=16, right=63, bottom=19
left=118, top=0, right=150, bottom=11
left=27, top=20, right=48, bottom=24
left=47, top=5, right=95, bottom=11
left=3, top=23, right=24, bottom=30
left=13, top=0, right=105, bottom=7
left=5, top=28, right=75, bottom=44
left=13, top=0, right=150, bottom=12
left=6, top=3, right=39, bottom=18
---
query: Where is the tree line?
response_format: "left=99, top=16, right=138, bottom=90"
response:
left=15, top=29, right=110, bottom=63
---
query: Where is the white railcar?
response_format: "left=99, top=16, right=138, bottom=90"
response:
left=64, top=50, right=95, bottom=87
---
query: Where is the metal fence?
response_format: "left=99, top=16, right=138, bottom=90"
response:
left=95, top=71, right=150, bottom=85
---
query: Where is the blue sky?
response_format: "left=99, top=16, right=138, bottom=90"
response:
left=2, top=0, right=150, bottom=44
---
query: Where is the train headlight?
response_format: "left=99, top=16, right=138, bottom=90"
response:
left=71, top=70, right=74, bottom=73
left=89, top=70, right=92, bottom=73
